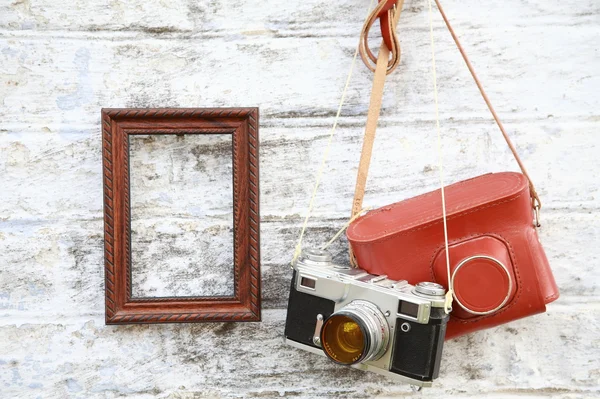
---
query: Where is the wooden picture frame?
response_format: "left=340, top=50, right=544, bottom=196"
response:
left=102, top=108, right=260, bottom=324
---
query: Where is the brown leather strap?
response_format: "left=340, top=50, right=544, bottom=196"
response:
left=351, top=41, right=392, bottom=219
left=359, top=0, right=403, bottom=74
left=352, top=1, right=404, bottom=218
left=376, top=0, right=397, bottom=50
left=349, top=0, right=404, bottom=267
left=349, top=47, right=390, bottom=267
left=353, top=0, right=541, bottom=220
left=432, top=0, right=541, bottom=210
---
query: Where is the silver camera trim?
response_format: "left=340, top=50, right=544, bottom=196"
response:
left=294, top=265, right=443, bottom=324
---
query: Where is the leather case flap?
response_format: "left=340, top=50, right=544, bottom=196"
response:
left=347, top=172, right=528, bottom=243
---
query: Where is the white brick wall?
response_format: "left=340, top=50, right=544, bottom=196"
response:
left=1, top=0, right=599, bottom=397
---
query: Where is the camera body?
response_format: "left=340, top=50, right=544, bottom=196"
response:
left=284, top=249, right=449, bottom=387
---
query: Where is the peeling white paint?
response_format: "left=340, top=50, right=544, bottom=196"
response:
left=0, top=0, right=599, bottom=397
left=129, top=134, right=235, bottom=297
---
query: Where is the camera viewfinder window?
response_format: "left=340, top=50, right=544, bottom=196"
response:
left=398, top=301, right=419, bottom=318
left=300, top=277, right=316, bottom=290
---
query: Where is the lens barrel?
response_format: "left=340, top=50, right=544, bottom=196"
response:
left=320, top=300, right=389, bottom=365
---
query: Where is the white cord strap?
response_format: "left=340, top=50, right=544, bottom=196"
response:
left=427, top=0, right=452, bottom=314
left=322, top=207, right=372, bottom=251
left=291, top=0, right=376, bottom=267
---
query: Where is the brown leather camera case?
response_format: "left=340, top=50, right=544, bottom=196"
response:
left=347, top=172, right=559, bottom=339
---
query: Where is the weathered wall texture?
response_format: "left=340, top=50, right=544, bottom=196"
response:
left=129, top=134, right=235, bottom=298
left=1, top=0, right=599, bottom=397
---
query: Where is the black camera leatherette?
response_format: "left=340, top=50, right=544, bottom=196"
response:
left=390, top=308, right=448, bottom=381
left=284, top=271, right=335, bottom=348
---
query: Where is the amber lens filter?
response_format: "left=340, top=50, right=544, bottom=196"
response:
left=321, top=314, right=368, bottom=365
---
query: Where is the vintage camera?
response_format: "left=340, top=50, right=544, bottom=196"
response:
left=284, top=249, right=449, bottom=387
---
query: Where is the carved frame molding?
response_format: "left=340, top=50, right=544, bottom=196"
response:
left=102, top=108, right=260, bottom=324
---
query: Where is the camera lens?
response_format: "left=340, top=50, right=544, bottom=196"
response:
left=320, top=301, right=389, bottom=366
left=321, top=315, right=365, bottom=364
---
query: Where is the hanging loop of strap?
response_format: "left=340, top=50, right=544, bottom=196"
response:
left=359, top=0, right=402, bottom=74
left=353, top=0, right=542, bottom=222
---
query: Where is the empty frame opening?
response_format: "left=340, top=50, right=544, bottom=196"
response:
left=128, top=134, right=235, bottom=298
